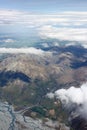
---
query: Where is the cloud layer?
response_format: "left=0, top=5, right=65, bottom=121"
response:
left=0, top=39, right=15, bottom=43
left=0, top=47, right=44, bottom=54
left=0, top=10, right=87, bottom=45
left=0, top=10, right=87, bottom=27
left=38, top=26, right=87, bottom=42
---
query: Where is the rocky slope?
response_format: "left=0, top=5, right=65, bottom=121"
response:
left=0, top=45, right=87, bottom=86
left=0, top=46, right=87, bottom=105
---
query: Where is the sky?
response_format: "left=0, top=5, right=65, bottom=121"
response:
left=0, top=0, right=87, bottom=48
left=0, top=0, right=87, bottom=13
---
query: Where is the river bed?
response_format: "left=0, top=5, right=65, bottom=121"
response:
left=0, top=102, right=61, bottom=130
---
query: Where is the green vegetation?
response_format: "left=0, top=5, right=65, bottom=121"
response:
left=0, top=79, right=55, bottom=106
left=0, top=78, right=68, bottom=123
left=31, top=106, right=46, bottom=118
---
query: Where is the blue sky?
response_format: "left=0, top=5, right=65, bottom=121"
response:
left=0, top=0, right=87, bottom=13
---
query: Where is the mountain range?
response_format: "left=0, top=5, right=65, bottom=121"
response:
left=0, top=45, right=87, bottom=129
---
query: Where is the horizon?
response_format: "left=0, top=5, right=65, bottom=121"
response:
left=0, top=0, right=87, bottom=48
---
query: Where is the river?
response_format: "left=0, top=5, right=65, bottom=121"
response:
left=0, top=102, right=57, bottom=130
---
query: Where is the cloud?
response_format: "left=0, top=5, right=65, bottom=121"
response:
left=3, top=39, right=15, bottom=43
left=46, top=92, right=55, bottom=99
left=55, top=86, right=84, bottom=105
left=0, top=10, right=87, bottom=27
left=65, top=42, right=77, bottom=47
left=81, top=43, right=87, bottom=48
left=0, top=10, right=87, bottom=44
left=53, top=83, right=87, bottom=120
left=38, top=25, right=87, bottom=42
left=0, top=47, right=45, bottom=55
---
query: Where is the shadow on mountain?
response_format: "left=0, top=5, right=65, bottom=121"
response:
left=43, top=45, right=87, bottom=57
left=63, top=46, right=87, bottom=57
left=71, top=116, right=87, bottom=130
left=71, top=60, right=87, bottom=69
left=0, top=70, right=31, bottom=87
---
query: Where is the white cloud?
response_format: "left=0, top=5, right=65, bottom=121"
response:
left=3, top=39, right=15, bottom=43
left=55, top=86, right=84, bottom=105
left=0, top=47, right=44, bottom=55
left=53, top=83, right=87, bottom=120
left=38, top=25, right=87, bottom=42
left=65, top=42, right=77, bottom=47
left=0, top=10, right=87, bottom=27
left=46, top=92, right=55, bottom=99
left=0, top=10, right=87, bottom=44
left=82, top=44, right=87, bottom=48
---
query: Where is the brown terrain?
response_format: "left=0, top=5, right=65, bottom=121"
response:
left=0, top=45, right=87, bottom=130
